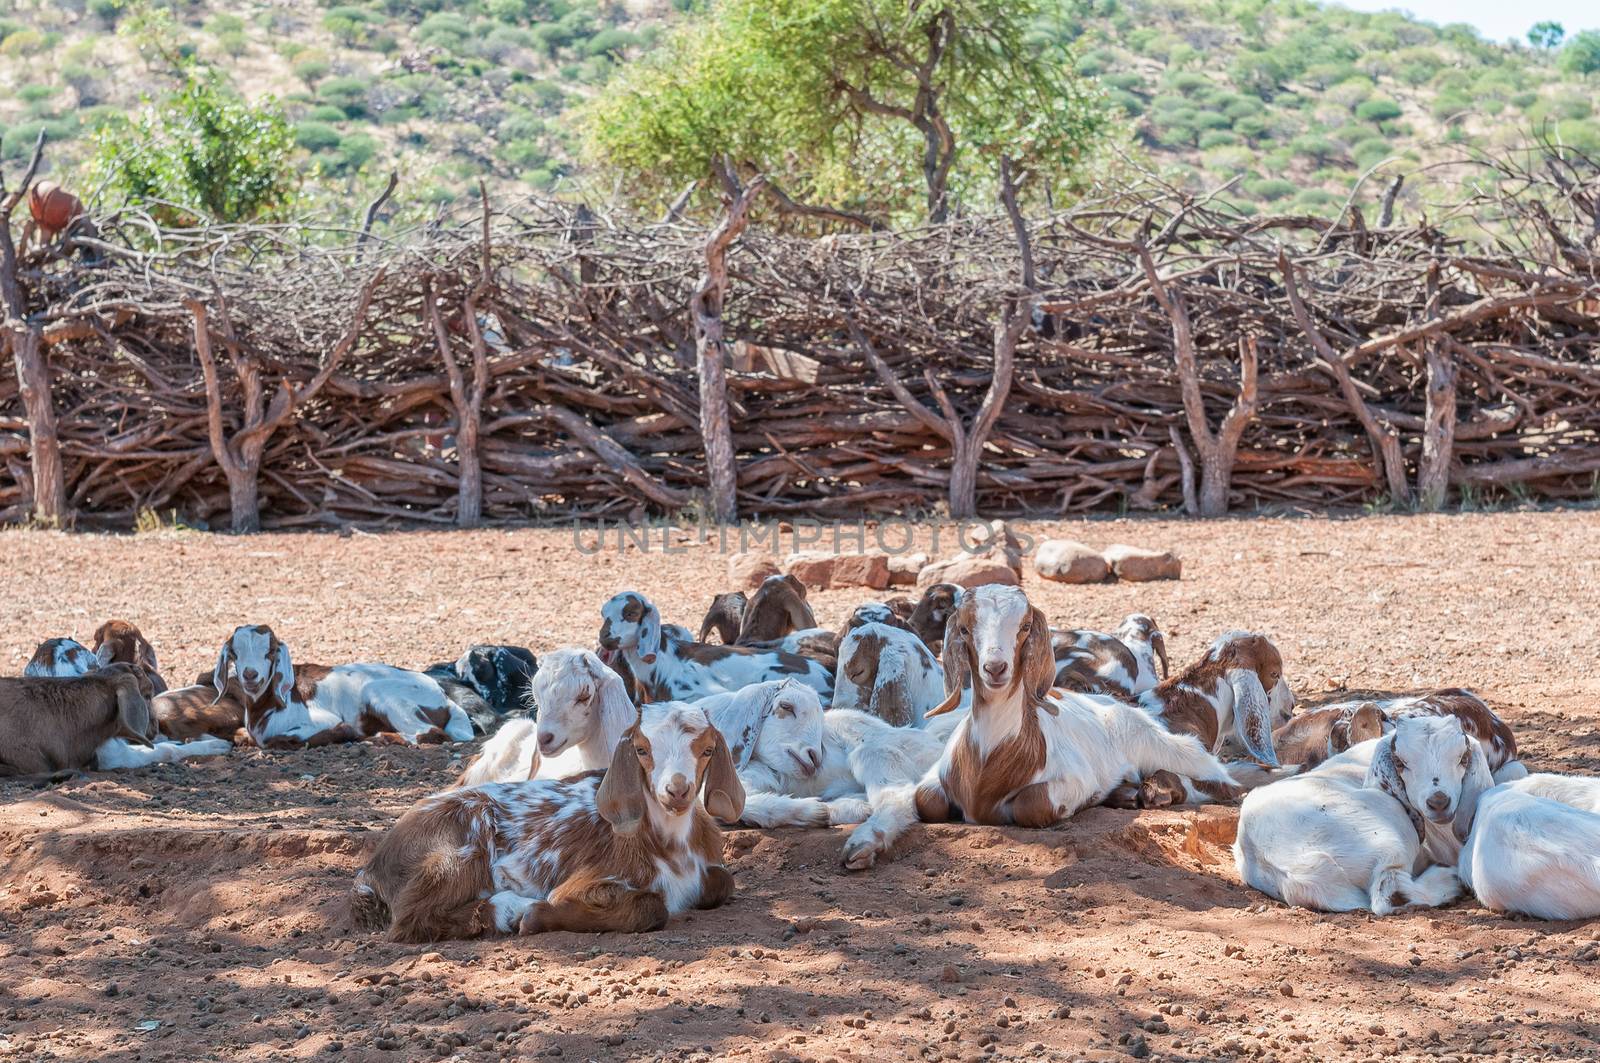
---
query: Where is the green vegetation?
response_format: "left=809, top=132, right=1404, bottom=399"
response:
left=1, top=0, right=1597, bottom=223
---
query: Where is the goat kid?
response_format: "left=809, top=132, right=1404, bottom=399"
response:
left=91, top=619, right=167, bottom=693
left=694, top=679, right=957, bottom=837
left=735, top=574, right=816, bottom=644
left=424, top=644, right=538, bottom=734
left=1234, top=715, right=1493, bottom=914
left=832, top=621, right=944, bottom=727
left=597, top=591, right=832, bottom=703
left=842, top=586, right=1241, bottom=869
left=0, top=664, right=165, bottom=777
left=24, top=638, right=231, bottom=769
left=213, top=625, right=472, bottom=748
left=350, top=703, right=743, bottom=941
left=697, top=592, right=747, bottom=644
left=1322, top=689, right=1524, bottom=782
left=1271, top=701, right=1385, bottom=771
left=1051, top=613, right=1167, bottom=699
left=1111, top=631, right=1297, bottom=807
left=455, top=648, right=636, bottom=788
left=1457, top=772, right=1600, bottom=920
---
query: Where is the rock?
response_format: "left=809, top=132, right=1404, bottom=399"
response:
left=966, top=519, right=1024, bottom=576
left=1033, top=539, right=1110, bottom=584
left=938, top=964, right=962, bottom=984
left=916, top=554, right=1019, bottom=590
left=1103, top=544, right=1182, bottom=582
left=1279, top=981, right=1295, bottom=997
left=783, top=550, right=890, bottom=590
left=886, top=552, right=928, bottom=587
left=728, top=554, right=780, bottom=590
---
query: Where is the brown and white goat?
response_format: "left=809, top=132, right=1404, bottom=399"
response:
left=905, top=583, right=959, bottom=655
left=350, top=703, right=744, bottom=942
left=1052, top=613, right=1168, bottom=699
left=1301, top=688, right=1524, bottom=782
left=211, top=624, right=472, bottom=748
left=735, top=575, right=816, bottom=643
left=1112, top=631, right=1298, bottom=806
left=0, top=664, right=155, bottom=777
left=91, top=619, right=167, bottom=694
left=841, top=586, right=1240, bottom=869
left=1271, top=701, right=1385, bottom=771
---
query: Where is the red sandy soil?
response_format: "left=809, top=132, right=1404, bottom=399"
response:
left=2, top=510, right=1598, bottom=1063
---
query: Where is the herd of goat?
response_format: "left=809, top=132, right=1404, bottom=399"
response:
left=5, top=573, right=1598, bottom=942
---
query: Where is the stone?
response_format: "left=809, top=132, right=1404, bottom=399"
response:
left=917, top=555, right=1020, bottom=590
left=727, top=554, right=780, bottom=590
left=783, top=550, right=890, bottom=590
left=1033, top=539, right=1110, bottom=584
left=886, top=551, right=928, bottom=587
left=1103, top=544, right=1182, bottom=582
left=965, top=519, right=1024, bottom=576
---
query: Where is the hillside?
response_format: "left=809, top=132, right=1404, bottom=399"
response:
left=0, top=0, right=1596, bottom=221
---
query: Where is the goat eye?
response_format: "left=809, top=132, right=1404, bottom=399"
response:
left=700, top=747, right=713, bottom=757
left=1392, top=757, right=1406, bottom=774
left=634, top=747, right=649, bottom=758
left=1460, top=751, right=1471, bottom=767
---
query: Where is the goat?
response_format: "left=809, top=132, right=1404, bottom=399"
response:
left=843, top=602, right=915, bottom=638
left=841, top=585, right=1242, bottom=869
left=694, top=679, right=957, bottom=838
left=424, top=645, right=538, bottom=734
left=1106, top=631, right=1297, bottom=807
left=25, top=639, right=233, bottom=768
left=697, top=592, right=747, bottom=644
left=1234, top=715, right=1494, bottom=914
left=1271, top=701, right=1385, bottom=770
left=1051, top=613, right=1167, bottom=698
left=91, top=619, right=167, bottom=694
left=597, top=591, right=832, bottom=703
left=455, top=648, right=636, bottom=788
left=350, top=702, right=743, bottom=941
left=906, top=583, right=959, bottom=655
left=1458, top=773, right=1600, bottom=919
left=1343, top=689, right=1524, bottom=782
left=0, top=664, right=158, bottom=777
left=212, top=624, right=472, bottom=748
left=832, top=621, right=944, bottom=727
left=735, top=574, right=815, bottom=644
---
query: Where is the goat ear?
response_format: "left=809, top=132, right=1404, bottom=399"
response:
left=1454, top=736, right=1495, bottom=842
left=212, top=638, right=236, bottom=704
left=114, top=675, right=154, bottom=743
left=596, top=733, right=649, bottom=836
left=139, top=639, right=160, bottom=676
left=1366, top=734, right=1423, bottom=840
left=926, top=606, right=971, bottom=718
left=1020, top=607, right=1057, bottom=713
left=701, top=727, right=745, bottom=824
left=94, top=641, right=116, bottom=668
left=1151, top=630, right=1169, bottom=679
left=1347, top=702, right=1384, bottom=747
left=639, top=603, right=662, bottom=664
left=270, top=640, right=295, bottom=708
left=1227, top=667, right=1279, bottom=767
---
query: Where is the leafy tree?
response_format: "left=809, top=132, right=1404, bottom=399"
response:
left=1559, top=31, right=1600, bottom=76
left=1355, top=97, right=1402, bottom=124
left=581, top=0, right=1108, bottom=224
left=89, top=72, right=296, bottom=223
left=1527, top=22, right=1564, bottom=50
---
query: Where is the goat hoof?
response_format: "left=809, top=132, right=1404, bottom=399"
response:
left=263, top=736, right=304, bottom=751
left=841, top=833, right=886, bottom=871
left=1104, top=784, right=1142, bottom=810
left=416, top=728, right=448, bottom=745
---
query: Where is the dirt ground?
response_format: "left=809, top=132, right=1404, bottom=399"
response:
left=2, top=510, right=1599, bottom=1063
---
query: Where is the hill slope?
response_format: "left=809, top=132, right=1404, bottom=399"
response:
left=1, top=0, right=1595, bottom=220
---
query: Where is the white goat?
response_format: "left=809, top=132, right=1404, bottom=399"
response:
left=1458, top=773, right=1600, bottom=920
left=455, top=648, right=637, bottom=788
left=212, top=624, right=472, bottom=747
left=692, top=678, right=957, bottom=831
left=832, top=621, right=944, bottom=727
left=24, top=637, right=230, bottom=769
left=842, top=585, right=1241, bottom=870
left=1234, top=714, right=1494, bottom=915
left=597, top=591, right=832, bottom=702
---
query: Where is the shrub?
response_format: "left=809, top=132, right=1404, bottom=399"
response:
left=318, top=76, right=373, bottom=118
left=1293, top=188, right=1338, bottom=209
left=3, top=119, right=77, bottom=160
left=1108, top=88, right=1143, bottom=116
left=331, top=133, right=378, bottom=174
left=294, top=120, right=343, bottom=152
left=1231, top=114, right=1267, bottom=139
left=1198, top=129, right=1241, bottom=149
left=1355, top=97, right=1402, bottom=123
left=1102, top=72, right=1143, bottom=92
left=1557, top=30, right=1600, bottom=76
left=293, top=56, right=332, bottom=85
left=18, top=83, right=58, bottom=106
left=1351, top=137, right=1392, bottom=168
left=1247, top=177, right=1295, bottom=201
left=488, top=0, right=529, bottom=20
left=0, top=27, right=46, bottom=55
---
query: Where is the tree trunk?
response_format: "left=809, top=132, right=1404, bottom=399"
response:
left=1198, top=450, right=1233, bottom=518
left=456, top=416, right=482, bottom=526
left=8, top=323, right=65, bottom=524
left=691, top=170, right=764, bottom=523
left=1418, top=342, right=1458, bottom=510
left=226, top=467, right=262, bottom=534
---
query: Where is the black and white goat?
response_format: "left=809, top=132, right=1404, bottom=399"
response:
left=424, top=644, right=538, bottom=733
left=831, top=621, right=945, bottom=727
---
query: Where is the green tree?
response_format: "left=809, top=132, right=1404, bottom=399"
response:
left=1559, top=30, right=1600, bottom=76
left=581, top=0, right=1108, bottom=224
left=1527, top=21, right=1564, bottom=50
left=89, top=73, right=296, bottom=222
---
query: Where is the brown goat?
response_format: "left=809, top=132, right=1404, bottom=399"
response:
left=735, top=575, right=815, bottom=644
left=91, top=620, right=167, bottom=694
left=0, top=664, right=154, bottom=777
left=697, top=592, right=747, bottom=644
left=907, top=583, right=959, bottom=655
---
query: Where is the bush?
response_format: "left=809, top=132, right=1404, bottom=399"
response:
left=1102, top=72, right=1143, bottom=92
left=1231, top=114, right=1267, bottom=139
left=1293, top=188, right=1338, bottom=209
left=418, top=12, right=473, bottom=51
left=293, top=56, right=332, bottom=85
left=1107, top=89, right=1143, bottom=116
left=0, top=27, right=46, bottom=55
left=18, top=83, right=58, bottom=106
left=294, top=120, right=343, bottom=152
left=1351, top=137, right=1392, bottom=168
left=1557, top=30, right=1600, bottom=76
left=2, top=119, right=77, bottom=160
left=215, top=30, right=248, bottom=57
left=488, top=0, right=529, bottom=20
left=1197, top=129, right=1241, bottom=149
left=1355, top=98, right=1402, bottom=123
left=331, top=133, right=378, bottom=174
left=1246, top=177, right=1296, bottom=201
left=318, top=76, right=373, bottom=118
